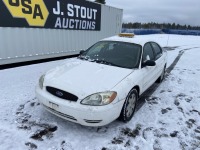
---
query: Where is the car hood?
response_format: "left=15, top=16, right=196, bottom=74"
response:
left=44, top=58, right=132, bottom=99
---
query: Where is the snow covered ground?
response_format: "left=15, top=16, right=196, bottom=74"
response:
left=0, top=34, right=200, bottom=150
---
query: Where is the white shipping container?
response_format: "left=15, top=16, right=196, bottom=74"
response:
left=0, top=3, right=122, bottom=65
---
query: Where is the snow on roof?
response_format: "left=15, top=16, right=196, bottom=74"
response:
left=101, top=34, right=158, bottom=46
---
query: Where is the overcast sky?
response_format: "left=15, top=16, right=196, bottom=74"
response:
left=103, top=0, right=200, bottom=26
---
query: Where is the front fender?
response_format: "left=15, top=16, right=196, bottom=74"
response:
left=111, top=70, right=144, bottom=102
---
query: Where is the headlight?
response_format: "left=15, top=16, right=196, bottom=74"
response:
left=81, top=92, right=117, bottom=106
left=39, top=74, right=45, bottom=89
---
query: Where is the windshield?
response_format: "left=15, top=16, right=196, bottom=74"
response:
left=78, top=41, right=142, bottom=69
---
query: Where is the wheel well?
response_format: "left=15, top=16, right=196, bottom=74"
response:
left=133, top=85, right=140, bottom=96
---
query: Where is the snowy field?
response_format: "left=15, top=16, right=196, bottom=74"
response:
left=0, top=34, right=200, bottom=150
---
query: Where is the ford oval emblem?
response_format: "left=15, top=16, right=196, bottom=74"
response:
left=56, top=91, right=63, bottom=97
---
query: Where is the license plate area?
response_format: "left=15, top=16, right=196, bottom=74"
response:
left=49, top=101, right=59, bottom=110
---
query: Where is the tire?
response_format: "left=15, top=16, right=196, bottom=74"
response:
left=157, top=65, right=166, bottom=83
left=119, top=89, right=138, bottom=122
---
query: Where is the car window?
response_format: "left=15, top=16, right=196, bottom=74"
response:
left=142, top=43, right=155, bottom=62
left=151, top=42, right=162, bottom=60
left=86, top=42, right=108, bottom=56
left=79, top=41, right=142, bottom=69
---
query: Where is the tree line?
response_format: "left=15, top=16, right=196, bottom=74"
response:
left=122, top=22, right=200, bottom=30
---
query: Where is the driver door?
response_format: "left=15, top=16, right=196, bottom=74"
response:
left=141, top=43, right=157, bottom=91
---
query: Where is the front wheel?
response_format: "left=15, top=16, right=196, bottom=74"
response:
left=119, top=89, right=138, bottom=122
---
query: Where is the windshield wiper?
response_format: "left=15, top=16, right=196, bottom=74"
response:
left=77, top=55, right=89, bottom=61
left=94, top=59, right=121, bottom=67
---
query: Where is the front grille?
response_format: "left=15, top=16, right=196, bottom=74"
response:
left=44, top=105, right=77, bottom=121
left=46, top=86, right=78, bottom=101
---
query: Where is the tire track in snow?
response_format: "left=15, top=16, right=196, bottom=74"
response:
left=166, top=47, right=199, bottom=74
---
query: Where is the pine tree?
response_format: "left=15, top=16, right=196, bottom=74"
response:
left=95, top=0, right=106, bottom=4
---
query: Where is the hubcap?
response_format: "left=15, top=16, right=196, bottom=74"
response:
left=126, top=93, right=136, bottom=117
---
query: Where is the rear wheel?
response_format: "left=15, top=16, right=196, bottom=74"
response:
left=119, top=89, right=138, bottom=122
left=157, top=65, right=166, bottom=83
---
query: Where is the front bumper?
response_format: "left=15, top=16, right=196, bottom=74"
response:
left=35, top=86, right=124, bottom=126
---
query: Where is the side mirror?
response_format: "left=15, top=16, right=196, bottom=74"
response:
left=79, top=50, right=85, bottom=55
left=142, top=60, right=156, bottom=67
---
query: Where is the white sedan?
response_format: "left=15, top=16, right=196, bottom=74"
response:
left=36, top=34, right=167, bottom=126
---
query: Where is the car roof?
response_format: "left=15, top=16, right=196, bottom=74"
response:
left=100, top=34, right=156, bottom=46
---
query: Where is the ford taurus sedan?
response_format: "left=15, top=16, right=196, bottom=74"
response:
left=36, top=34, right=167, bottom=126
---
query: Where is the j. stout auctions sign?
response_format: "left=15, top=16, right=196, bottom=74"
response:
left=0, top=0, right=101, bottom=31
